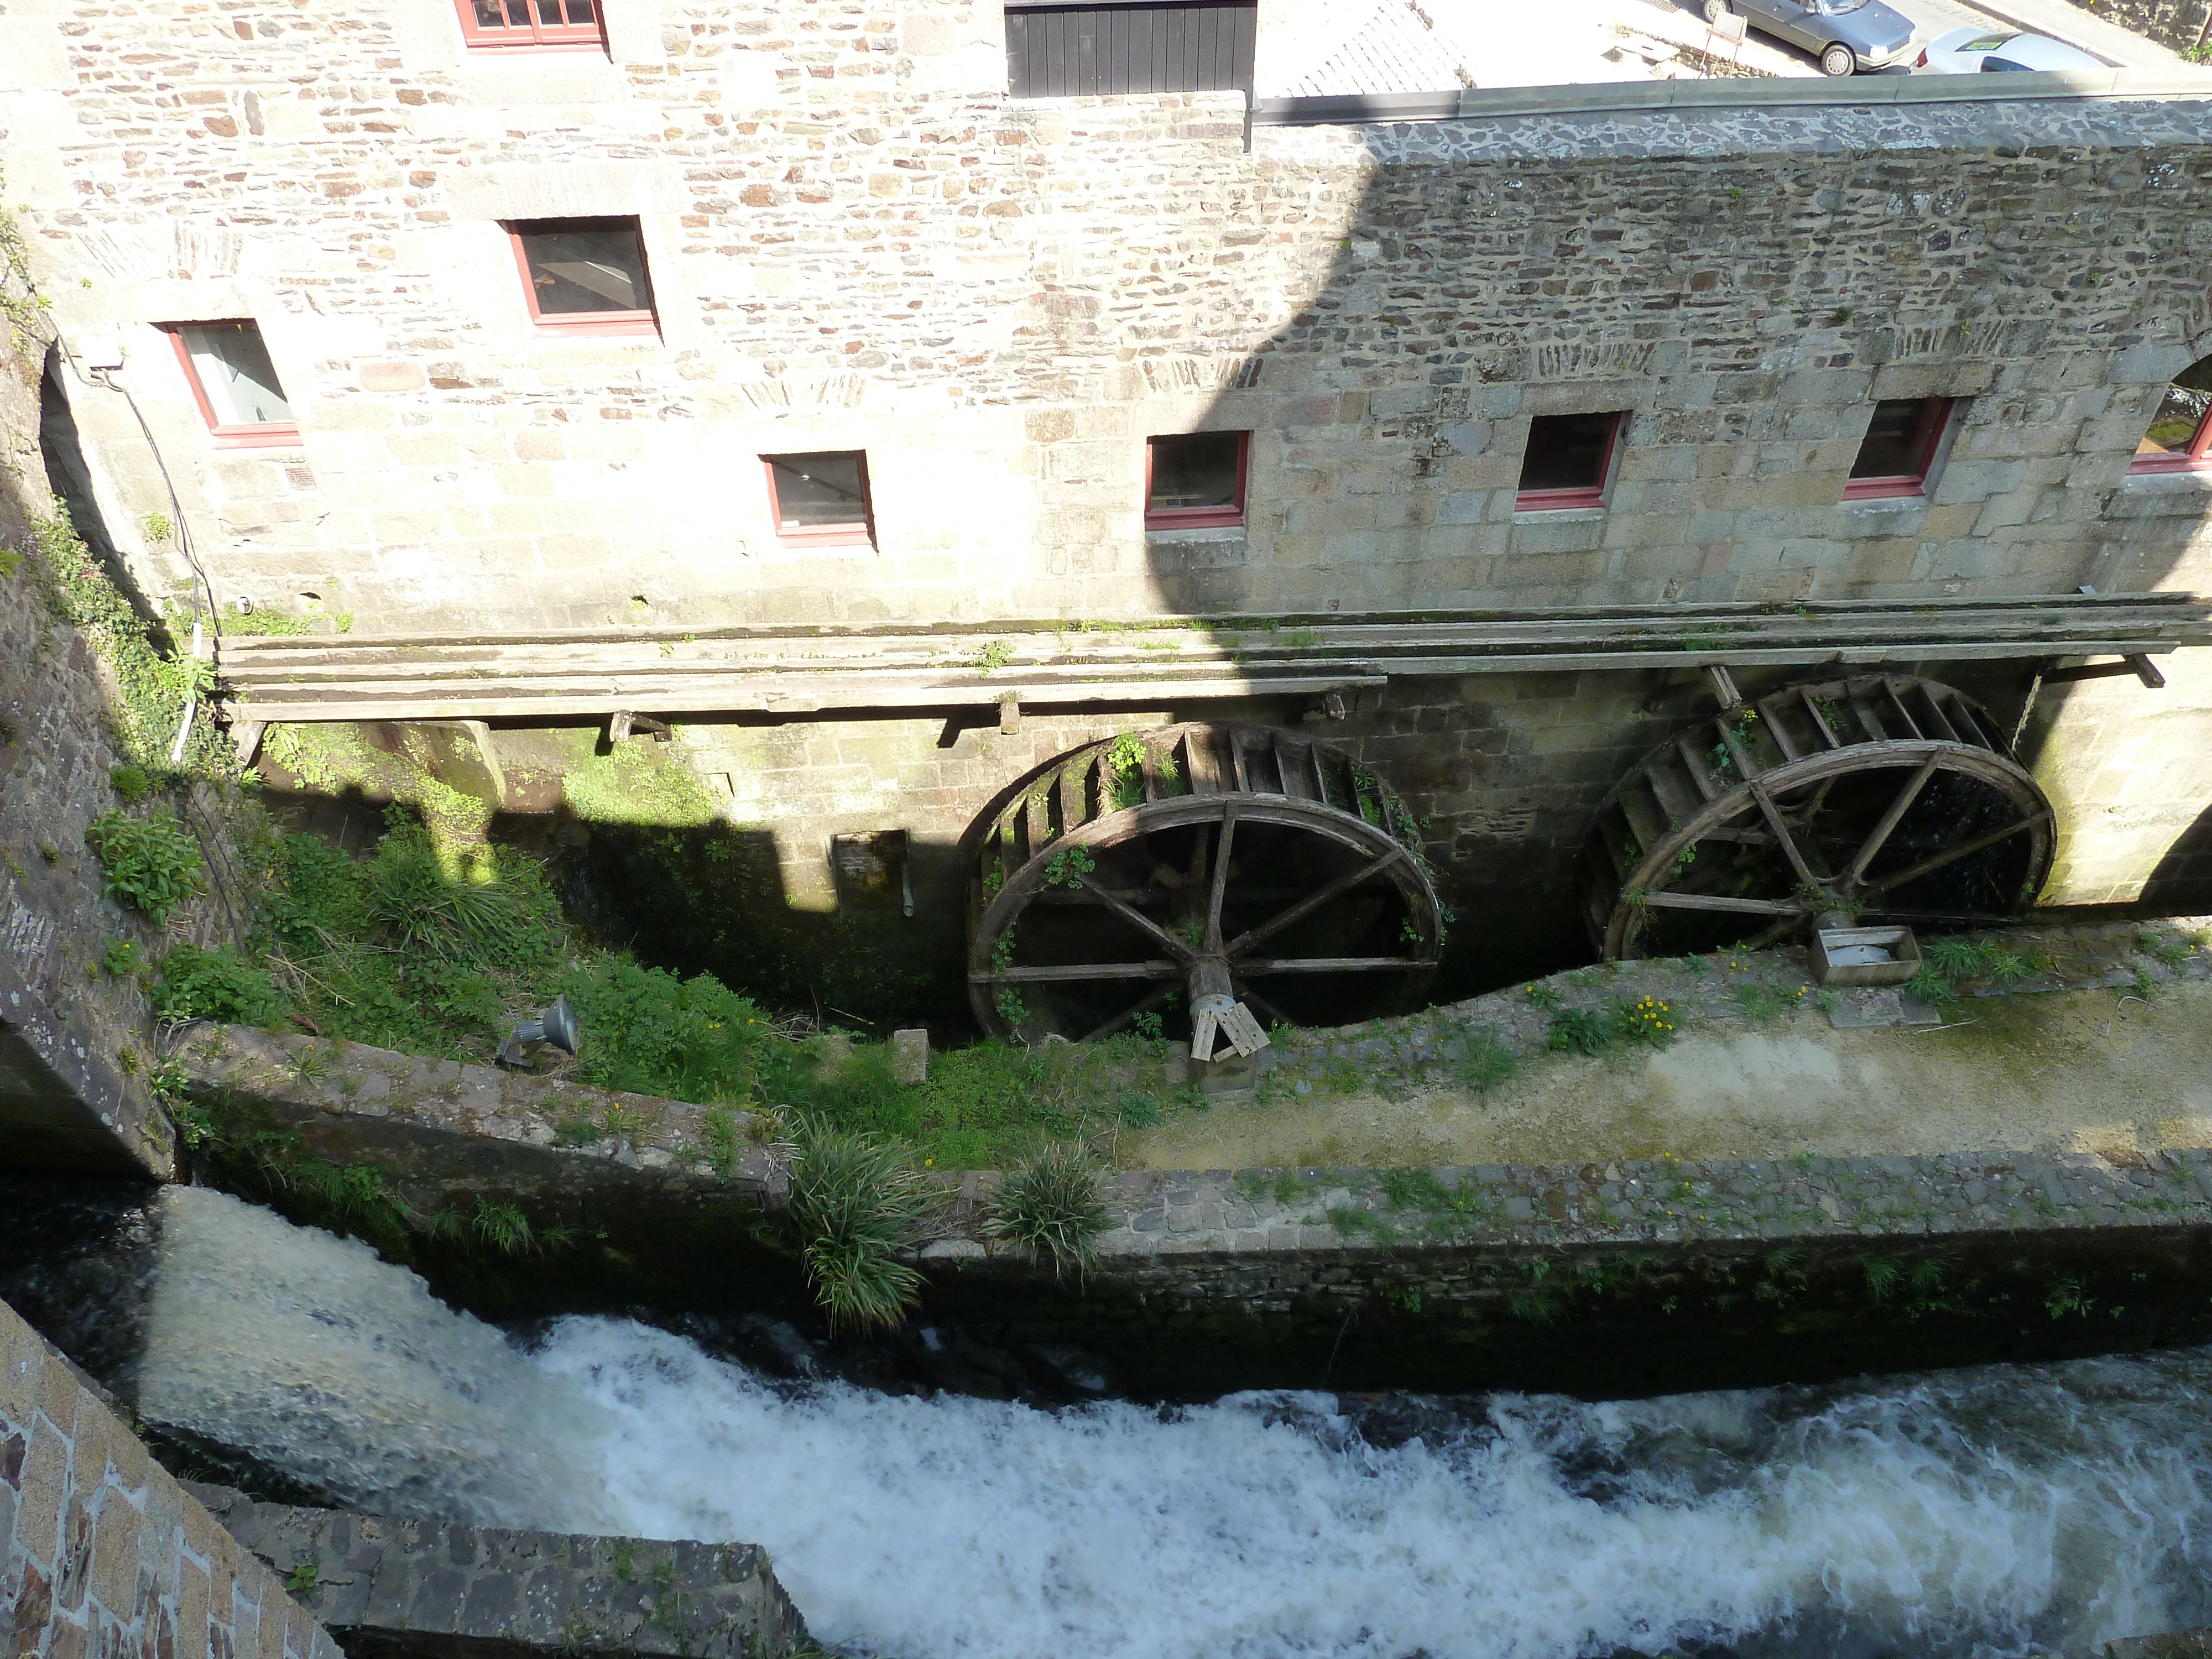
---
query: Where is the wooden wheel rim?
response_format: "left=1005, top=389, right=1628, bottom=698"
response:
left=966, top=724, right=1444, bottom=1040
left=1579, top=675, right=2055, bottom=960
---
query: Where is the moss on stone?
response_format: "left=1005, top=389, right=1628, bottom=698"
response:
left=556, top=730, right=719, bottom=828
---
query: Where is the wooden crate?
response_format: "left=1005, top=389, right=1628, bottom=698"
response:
left=1809, top=925, right=1921, bottom=988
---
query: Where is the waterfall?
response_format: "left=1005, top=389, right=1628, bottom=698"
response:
left=135, top=1187, right=2212, bottom=1659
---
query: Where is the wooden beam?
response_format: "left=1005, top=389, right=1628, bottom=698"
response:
left=2041, top=654, right=2169, bottom=688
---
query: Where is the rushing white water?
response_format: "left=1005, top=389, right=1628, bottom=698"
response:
left=136, top=1188, right=2212, bottom=1659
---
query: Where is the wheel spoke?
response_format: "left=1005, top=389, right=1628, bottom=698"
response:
left=1077, top=873, right=1198, bottom=961
left=1224, top=847, right=1405, bottom=959
left=1204, top=804, right=1239, bottom=952
left=1078, top=983, right=1178, bottom=1044
left=1853, top=906, right=2022, bottom=928
left=1749, top=780, right=1828, bottom=890
left=1842, top=755, right=1939, bottom=888
left=1230, top=978, right=1294, bottom=1029
left=971, top=961, right=1180, bottom=984
left=1640, top=890, right=1804, bottom=917
left=1863, top=816, right=2041, bottom=898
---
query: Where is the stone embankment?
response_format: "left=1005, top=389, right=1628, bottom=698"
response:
left=189, top=1484, right=812, bottom=1659
left=172, top=915, right=2212, bottom=1396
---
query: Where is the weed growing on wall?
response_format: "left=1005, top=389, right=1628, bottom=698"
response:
left=24, top=514, right=236, bottom=778
left=786, top=1118, right=929, bottom=1331
left=85, top=807, right=205, bottom=923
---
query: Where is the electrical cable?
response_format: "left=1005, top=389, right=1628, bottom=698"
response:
left=75, top=355, right=222, bottom=638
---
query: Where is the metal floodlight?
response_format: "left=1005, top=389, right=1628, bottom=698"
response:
left=497, top=994, right=579, bottom=1070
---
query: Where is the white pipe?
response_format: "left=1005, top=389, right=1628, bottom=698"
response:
left=168, top=620, right=203, bottom=766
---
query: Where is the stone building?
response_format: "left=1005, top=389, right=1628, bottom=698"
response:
left=7, top=0, right=2212, bottom=1021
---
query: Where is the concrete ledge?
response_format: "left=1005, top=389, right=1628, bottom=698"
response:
left=1253, top=67, right=2212, bottom=127
left=187, top=1484, right=813, bottom=1659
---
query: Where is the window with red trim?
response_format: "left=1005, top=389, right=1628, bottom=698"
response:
left=164, top=321, right=299, bottom=447
left=763, top=451, right=874, bottom=546
left=1844, top=397, right=1955, bottom=499
left=2128, top=356, right=2212, bottom=476
left=1145, top=431, right=1247, bottom=530
left=1515, top=410, right=1623, bottom=511
left=456, top=0, right=604, bottom=50
left=508, top=218, right=657, bottom=335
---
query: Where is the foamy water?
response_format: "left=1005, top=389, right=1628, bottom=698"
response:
left=138, top=1188, right=2212, bottom=1659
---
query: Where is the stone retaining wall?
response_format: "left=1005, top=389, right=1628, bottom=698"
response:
left=174, top=916, right=2212, bottom=1395
left=0, top=1296, right=338, bottom=1659
left=187, top=1483, right=812, bottom=1659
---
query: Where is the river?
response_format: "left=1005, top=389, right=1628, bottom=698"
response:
left=104, top=1187, right=2212, bottom=1658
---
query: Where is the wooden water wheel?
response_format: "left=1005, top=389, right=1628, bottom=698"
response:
left=966, top=724, right=1444, bottom=1044
left=1578, top=674, right=2056, bottom=960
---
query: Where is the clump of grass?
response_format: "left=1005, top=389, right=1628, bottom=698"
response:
left=987, top=1144, right=1107, bottom=1280
left=787, top=1119, right=930, bottom=1331
left=1451, top=1029, right=1516, bottom=1091
left=1730, top=983, right=1806, bottom=1025
left=1923, top=936, right=2033, bottom=985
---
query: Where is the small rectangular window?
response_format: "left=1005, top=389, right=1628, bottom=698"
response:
left=456, top=0, right=604, bottom=50
left=763, top=451, right=874, bottom=546
left=165, top=321, right=299, bottom=446
left=1845, top=397, right=1954, bottom=499
left=2129, top=362, right=2212, bottom=475
left=1515, top=411, right=1623, bottom=510
left=508, top=218, right=656, bottom=335
left=1145, top=431, right=1248, bottom=530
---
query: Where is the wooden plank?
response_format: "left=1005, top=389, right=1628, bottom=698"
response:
left=1641, top=890, right=1801, bottom=916
left=1239, top=956, right=1426, bottom=973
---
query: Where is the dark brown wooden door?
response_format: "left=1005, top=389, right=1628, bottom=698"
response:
left=1005, top=1, right=1258, bottom=98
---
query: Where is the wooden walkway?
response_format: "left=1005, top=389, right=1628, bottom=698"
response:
left=216, top=593, right=2212, bottom=724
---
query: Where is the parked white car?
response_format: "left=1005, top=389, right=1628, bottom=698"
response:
left=1914, top=27, right=2105, bottom=71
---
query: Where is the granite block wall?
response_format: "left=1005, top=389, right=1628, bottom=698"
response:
left=0, top=1296, right=340, bottom=1659
left=0, top=0, right=2204, bottom=635
left=187, top=1483, right=814, bottom=1659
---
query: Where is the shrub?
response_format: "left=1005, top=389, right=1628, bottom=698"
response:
left=786, top=1120, right=930, bottom=1331
left=108, top=765, right=154, bottom=803
left=151, top=944, right=288, bottom=1026
left=988, top=1144, right=1107, bottom=1279
left=559, top=957, right=776, bottom=1105
left=85, top=808, right=205, bottom=924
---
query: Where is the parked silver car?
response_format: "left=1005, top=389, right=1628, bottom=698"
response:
left=1913, top=25, right=2104, bottom=71
left=1704, top=0, right=1917, bottom=75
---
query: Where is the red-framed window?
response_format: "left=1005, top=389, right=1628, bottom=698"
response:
left=507, top=218, right=657, bottom=336
left=2129, top=356, right=2212, bottom=476
left=163, top=321, right=300, bottom=448
left=1145, top=431, right=1248, bottom=530
left=763, top=451, right=875, bottom=547
left=1515, top=410, right=1623, bottom=511
left=456, top=0, right=604, bottom=51
left=1844, top=397, right=1955, bottom=499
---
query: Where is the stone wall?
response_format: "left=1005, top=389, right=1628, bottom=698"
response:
left=188, top=1483, right=813, bottom=1659
left=4, top=11, right=2208, bottom=634
left=2085, top=0, right=2211, bottom=54
left=0, top=324, right=252, bottom=1177
left=0, top=1295, right=339, bottom=1659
